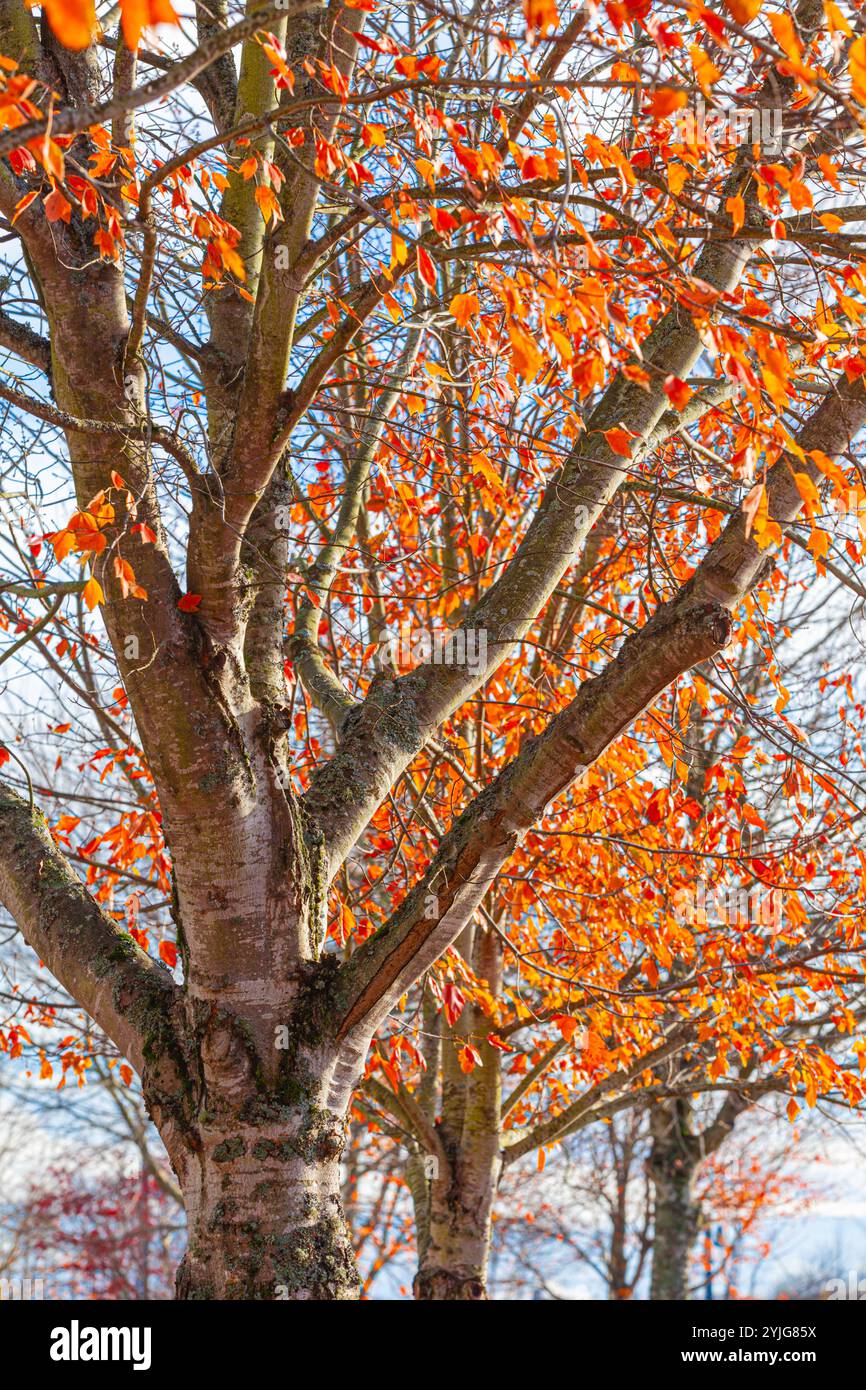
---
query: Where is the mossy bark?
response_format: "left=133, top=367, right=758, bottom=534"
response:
left=413, top=929, right=502, bottom=1301
left=648, top=1101, right=701, bottom=1302
left=412, top=1171, right=498, bottom=1300
left=175, top=1110, right=359, bottom=1300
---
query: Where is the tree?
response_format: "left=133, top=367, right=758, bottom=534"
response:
left=353, top=579, right=866, bottom=1300
left=483, top=1100, right=815, bottom=1299
left=12, top=1159, right=181, bottom=1299
left=2, top=0, right=866, bottom=1300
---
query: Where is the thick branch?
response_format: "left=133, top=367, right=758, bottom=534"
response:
left=302, top=0, right=827, bottom=877
left=331, top=601, right=730, bottom=1052
left=329, top=364, right=866, bottom=1056
left=0, top=780, right=181, bottom=1079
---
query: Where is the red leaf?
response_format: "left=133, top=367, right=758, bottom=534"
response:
left=158, top=940, right=177, bottom=969
left=416, top=246, right=437, bottom=290
left=603, top=427, right=634, bottom=457
left=553, top=1014, right=579, bottom=1043
left=443, top=982, right=465, bottom=1026
left=663, top=375, right=693, bottom=411
left=12, top=190, right=39, bottom=224
left=41, top=0, right=97, bottom=50
left=120, top=0, right=179, bottom=52
left=457, top=1043, right=482, bottom=1074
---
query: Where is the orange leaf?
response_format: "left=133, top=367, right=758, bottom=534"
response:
left=825, top=1, right=852, bottom=37
left=254, top=184, right=283, bottom=226
left=82, top=577, right=104, bottom=611
left=603, top=427, right=634, bottom=457
left=416, top=245, right=437, bottom=290
left=120, top=0, right=179, bottom=52
left=340, top=902, right=357, bottom=942
left=553, top=1014, right=579, bottom=1044
left=807, top=527, right=831, bottom=563
left=215, top=238, right=246, bottom=281
left=361, top=123, right=387, bottom=148
left=449, top=292, right=479, bottom=327
left=12, top=190, right=38, bottom=225
left=443, top=983, right=465, bottom=1026
left=722, top=0, right=763, bottom=22
left=663, top=375, right=693, bottom=411
left=51, top=530, right=76, bottom=563
left=457, top=1043, right=482, bottom=1074
left=852, top=35, right=866, bottom=107
left=178, top=593, right=202, bottom=612
left=647, top=88, right=687, bottom=117
left=726, top=194, right=745, bottom=235
left=508, top=322, right=543, bottom=381
left=524, top=0, right=559, bottom=36
left=742, top=482, right=764, bottom=539
left=44, top=187, right=72, bottom=224
left=42, top=0, right=97, bottom=50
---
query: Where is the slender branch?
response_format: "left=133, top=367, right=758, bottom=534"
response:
left=0, top=3, right=320, bottom=162
left=0, top=380, right=201, bottom=482
left=0, top=308, right=51, bottom=374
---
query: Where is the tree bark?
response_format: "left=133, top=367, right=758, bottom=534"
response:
left=413, top=929, right=503, bottom=1300
left=412, top=1183, right=494, bottom=1301
left=175, top=1108, right=358, bottom=1300
left=648, top=1101, right=701, bottom=1302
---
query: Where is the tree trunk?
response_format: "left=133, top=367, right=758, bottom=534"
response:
left=137, top=946, right=367, bottom=1301
left=175, top=1111, right=358, bottom=1300
left=412, top=1167, right=498, bottom=1301
left=607, top=1180, right=631, bottom=1300
left=413, top=928, right=502, bottom=1300
left=648, top=1101, right=701, bottom=1301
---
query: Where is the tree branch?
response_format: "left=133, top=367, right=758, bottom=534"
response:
left=0, top=780, right=181, bottom=1080
left=302, top=0, right=828, bottom=879
left=0, top=308, right=50, bottom=374
left=328, top=363, right=866, bottom=1060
